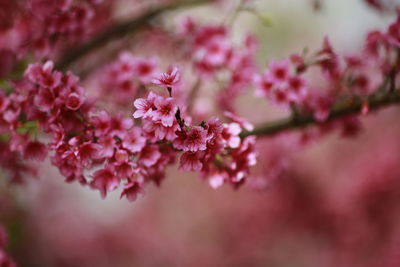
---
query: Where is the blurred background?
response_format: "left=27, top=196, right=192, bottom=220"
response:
left=2, top=0, right=400, bottom=266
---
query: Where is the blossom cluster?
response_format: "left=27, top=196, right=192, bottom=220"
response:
left=133, top=81, right=257, bottom=188
left=0, top=0, right=111, bottom=77
left=179, top=18, right=258, bottom=113
left=253, top=12, right=400, bottom=123
left=0, top=58, right=257, bottom=201
left=96, top=52, right=158, bottom=105
left=0, top=1, right=399, bottom=203
left=2, top=1, right=400, bottom=266
left=173, top=13, right=400, bottom=130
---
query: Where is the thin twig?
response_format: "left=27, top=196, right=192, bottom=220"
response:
left=389, top=49, right=400, bottom=92
left=187, top=77, right=201, bottom=113
left=241, top=90, right=400, bottom=138
left=56, top=0, right=210, bottom=70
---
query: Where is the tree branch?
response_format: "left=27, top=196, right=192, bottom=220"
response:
left=241, top=90, right=400, bottom=138
left=55, top=0, right=210, bottom=70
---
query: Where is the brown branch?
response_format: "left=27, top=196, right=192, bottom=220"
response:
left=241, top=90, right=400, bottom=138
left=55, top=0, right=210, bottom=70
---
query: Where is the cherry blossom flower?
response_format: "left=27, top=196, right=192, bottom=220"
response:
left=122, top=127, right=146, bottom=153
left=287, top=76, right=308, bottom=103
left=205, top=117, right=223, bottom=140
left=66, top=92, right=84, bottom=110
left=133, top=92, right=158, bottom=119
left=25, top=61, right=62, bottom=89
left=208, top=173, right=225, bottom=189
left=195, top=37, right=231, bottom=67
left=91, top=111, right=111, bottom=136
left=91, top=167, right=119, bottom=199
left=173, top=129, right=188, bottom=150
left=77, top=142, right=101, bottom=164
left=268, top=59, right=291, bottom=83
left=224, top=111, right=254, bottom=132
left=179, top=151, right=204, bottom=172
left=23, top=141, right=48, bottom=161
left=254, top=72, right=274, bottom=97
left=152, top=67, right=180, bottom=88
left=109, top=114, right=133, bottom=137
left=183, top=126, right=208, bottom=152
left=98, top=135, right=116, bottom=158
left=120, top=181, right=144, bottom=202
left=34, top=88, right=56, bottom=112
left=133, top=57, right=157, bottom=83
left=139, top=145, right=161, bottom=167
left=221, top=123, right=242, bottom=149
left=152, top=96, right=178, bottom=127
left=143, top=119, right=179, bottom=142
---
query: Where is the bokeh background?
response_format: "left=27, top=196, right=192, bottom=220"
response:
left=2, top=0, right=400, bottom=266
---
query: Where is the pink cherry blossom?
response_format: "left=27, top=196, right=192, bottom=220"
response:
left=77, top=142, right=101, bottom=164
left=179, top=151, right=204, bottom=172
left=183, top=126, right=208, bottom=152
left=287, top=76, right=308, bottom=103
left=268, top=59, right=291, bottom=83
left=114, top=149, right=129, bottom=163
left=152, top=96, right=178, bottom=127
left=133, top=57, right=157, bottom=83
left=152, top=67, right=180, bottom=88
left=221, top=123, right=242, bottom=149
left=143, top=119, right=179, bottom=142
left=65, top=92, right=84, bottom=110
left=109, top=114, right=133, bottom=136
left=139, top=145, right=161, bottom=167
left=91, top=111, right=111, bottom=136
left=25, top=61, right=62, bottom=89
left=196, top=37, right=231, bottom=67
left=122, top=127, right=146, bottom=153
left=91, top=167, right=119, bottom=199
left=173, top=129, right=188, bottom=150
left=114, top=160, right=137, bottom=180
left=34, top=88, right=55, bottom=112
left=133, top=91, right=158, bottom=119
left=254, top=72, right=274, bottom=97
left=98, top=135, right=116, bottom=158
left=23, top=141, right=48, bottom=161
left=120, top=181, right=144, bottom=202
left=205, top=117, right=223, bottom=139
left=224, top=111, right=254, bottom=132
left=208, top=173, right=225, bottom=189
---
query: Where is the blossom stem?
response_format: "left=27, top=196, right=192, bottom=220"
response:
left=241, top=90, right=400, bottom=138
left=389, top=49, right=400, bottom=92
left=187, top=77, right=201, bottom=113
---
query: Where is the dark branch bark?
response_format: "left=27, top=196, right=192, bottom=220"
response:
left=56, top=0, right=210, bottom=70
left=241, top=90, right=400, bottom=138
